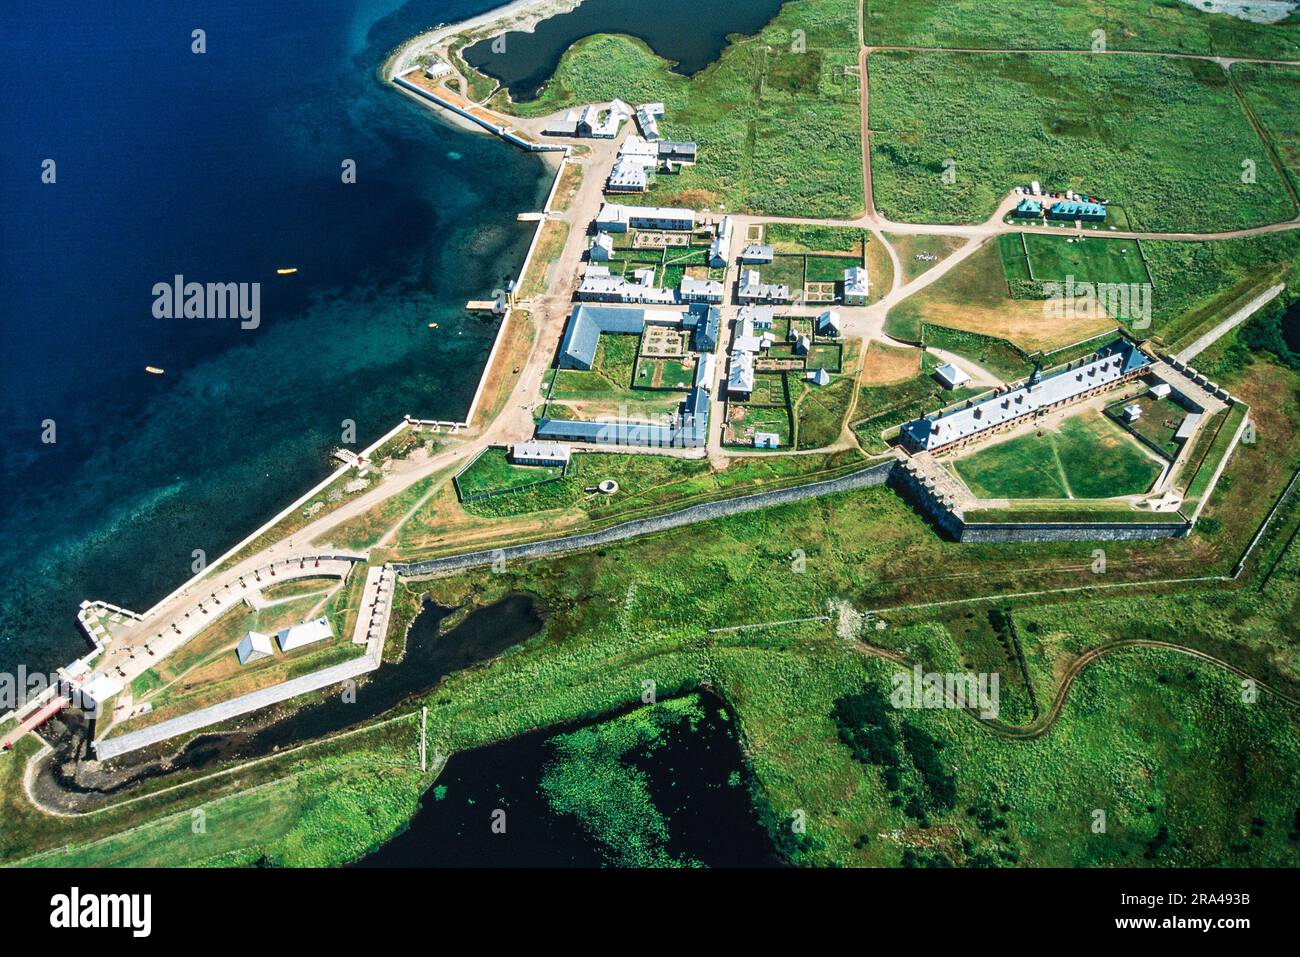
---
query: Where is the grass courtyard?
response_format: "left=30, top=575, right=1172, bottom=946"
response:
left=1104, top=393, right=1192, bottom=460
left=951, top=410, right=1165, bottom=500
left=1000, top=234, right=1153, bottom=287
left=456, top=448, right=566, bottom=501
left=547, top=333, right=687, bottom=421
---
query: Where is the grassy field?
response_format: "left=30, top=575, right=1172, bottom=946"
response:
left=1002, top=233, right=1153, bottom=286
left=952, top=411, right=1165, bottom=499
left=1233, top=63, right=1300, bottom=203
left=886, top=241, right=1116, bottom=353
left=6, top=350, right=1298, bottom=866
left=859, top=341, right=920, bottom=384
left=480, top=0, right=863, bottom=217
left=6, top=715, right=427, bottom=868
left=886, top=232, right=969, bottom=282
left=456, top=447, right=565, bottom=500
left=1138, top=232, right=1300, bottom=348
left=459, top=451, right=709, bottom=518
left=869, top=51, right=1295, bottom=230
left=795, top=374, right=855, bottom=449
left=386, top=448, right=871, bottom=560
left=863, top=0, right=1300, bottom=60
left=765, top=223, right=867, bottom=256
left=895, top=231, right=1300, bottom=350
left=852, top=370, right=986, bottom=452
left=922, top=324, right=1037, bottom=381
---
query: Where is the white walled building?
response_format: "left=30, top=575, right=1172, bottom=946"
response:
left=709, top=216, right=734, bottom=268
left=595, top=203, right=696, bottom=233
left=277, top=617, right=333, bottom=653
left=510, top=442, right=572, bottom=467
left=843, top=266, right=870, bottom=306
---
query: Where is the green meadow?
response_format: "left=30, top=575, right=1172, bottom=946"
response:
left=869, top=51, right=1296, bottom=230
left=863, top=0, right=1300, bottom=60
left=1233, top=63, right=1300, bottom=201
left=482, top=0, right=864, bottom=217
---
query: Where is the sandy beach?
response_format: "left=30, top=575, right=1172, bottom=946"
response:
left=384, top=0, right=585, bottom=80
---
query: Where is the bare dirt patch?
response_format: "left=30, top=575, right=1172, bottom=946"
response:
left=860, top=342, right=921, bottom=385
left=921, top=300, right=1114, bottom=353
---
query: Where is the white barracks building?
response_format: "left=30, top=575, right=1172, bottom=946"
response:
left=900, top=339, right=1150, bottom=454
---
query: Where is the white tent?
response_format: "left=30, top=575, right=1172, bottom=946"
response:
left=236, top=630, right=275, bottom=665
left=277, top=617, right=332, bottom=653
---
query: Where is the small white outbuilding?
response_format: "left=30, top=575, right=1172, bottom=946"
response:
left=236, top=630, right=275, bottom=666
left=277, top=617, right=333, bottom=653
left=935, top=362, right=971, bottom=389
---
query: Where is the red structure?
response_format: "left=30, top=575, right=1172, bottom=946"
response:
left=1, top=695, right=71, bottom=751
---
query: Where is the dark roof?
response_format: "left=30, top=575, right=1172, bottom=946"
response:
left=1097, top=337, right=1149, bottom=375
left=687, top=303, right=721, bottom=352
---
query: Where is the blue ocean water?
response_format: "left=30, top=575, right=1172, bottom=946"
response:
left=0, top=0, right=551, bottom=676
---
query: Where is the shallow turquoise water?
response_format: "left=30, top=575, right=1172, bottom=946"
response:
left=0, top=0, right=551, bottom=675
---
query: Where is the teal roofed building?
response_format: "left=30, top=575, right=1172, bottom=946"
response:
left=1047, top=200, right=1106, bottom=222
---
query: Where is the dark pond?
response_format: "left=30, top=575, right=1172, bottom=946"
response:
left=34, top=594, right=544, bottom=808
left=463, top=0, right=787, bottom=101
left=357, top=693, right=782, bottom=867
left=1282, top=299, right=1300, bottom=354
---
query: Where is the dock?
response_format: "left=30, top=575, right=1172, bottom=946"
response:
left=392, top=72, right=565, bottom=154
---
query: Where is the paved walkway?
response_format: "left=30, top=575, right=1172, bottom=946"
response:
left=93, top=651, right=381, bottom=762
left=91, top=556, right=363, bottom=693
left=1177, top=283, right=1285, bottom=362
